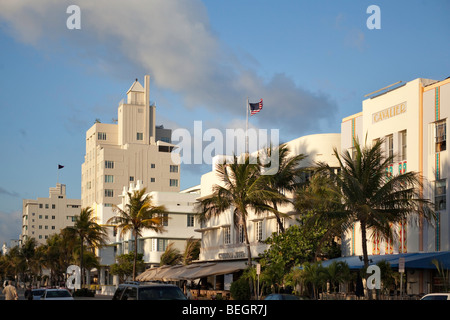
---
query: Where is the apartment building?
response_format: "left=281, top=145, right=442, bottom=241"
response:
left=21, top=184, right=81, bottom=244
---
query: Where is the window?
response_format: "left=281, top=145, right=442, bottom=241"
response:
left=436, top=120, right=446, bottom=152
left=150, top=178, right=155, bottom=183
left=151, top=163, right=156, bottom=168
left=223, top=226, right=231, bottom=244
left=187, top=214, right=195, bottom=227
left=157, top=239, right=168, bottom=251
left=105, top=175, right=114, bottom=183
left=170, top=179, right=178, bottom=187
left=129, top=176, right=134, bottom=182
left=160, top=213, right=169, bottom=226
left=105, top=160, right=114, bottom=169
left=98, top=132, right=107, bottom=140
left=105, top=189, right=114, bottom=197
left=255, top=221, right=263, bottom=242
left=170, top=165, right=178, bottom=173
left=237, top=224, right=245, bottom=244
left=400, top=130, right=407, bottom=161
left=435, top=179, right=446, bottom=211
left=52, top=204, right=55, bottom=209
left=137, top=132, right=143, bottom=140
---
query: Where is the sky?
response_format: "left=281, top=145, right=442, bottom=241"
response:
left=0, top=0, right=449, bottom=246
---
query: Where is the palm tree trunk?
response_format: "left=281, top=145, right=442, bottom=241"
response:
left=242, top=218, right=252, bottom=267
left=360, top=219, right=372, bottom=300
left=272, top=202, right=285, bottom=233
left=80, top=237, right=84, bottom=287
left=360, top=220, right=369, bottom=269
left=133, top=230, right=138, bottom=281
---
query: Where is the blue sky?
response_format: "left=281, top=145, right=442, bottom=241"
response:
left=0, top=0, right=449, bottom=245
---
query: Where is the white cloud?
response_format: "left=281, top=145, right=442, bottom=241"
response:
left=0, top=0, right=337, bottom=135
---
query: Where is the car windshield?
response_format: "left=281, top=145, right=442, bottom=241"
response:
left=46, top=290, right=72, bottom=298
left=138, top=287, right=186, bottom=300
left=422, top=295, right=448, bottom=300
left=33, top=289, right=45, bottom=296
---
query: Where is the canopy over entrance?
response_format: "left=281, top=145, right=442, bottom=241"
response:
left=321, top=251, right=450, bottom=270
left=136, top=260, right=248, bottom=282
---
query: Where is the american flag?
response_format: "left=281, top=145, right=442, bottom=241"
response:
left=249, top=99, right=263, bottom=115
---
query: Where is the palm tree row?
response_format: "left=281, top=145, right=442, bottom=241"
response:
left=197, top=139, right=435, bottom=273
left=0, top=208, right=108, bottom=287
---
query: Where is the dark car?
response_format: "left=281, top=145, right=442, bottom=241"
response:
left=31, top=288, right=46, bottom=300
left=112, top=282, right=187, bottom=300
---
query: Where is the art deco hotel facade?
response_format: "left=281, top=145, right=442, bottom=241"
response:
left=19, top=75, right=448, bottom=296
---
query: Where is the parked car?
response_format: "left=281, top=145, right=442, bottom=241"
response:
left=420, top=293, right=450, bottom=300
left=41, top=289, right=74, bottom=300
left=31, top=289, right=46, bottom=300
left=264, top=293, right=305, bottom=300
left=112, top=282, right=187, bottom=300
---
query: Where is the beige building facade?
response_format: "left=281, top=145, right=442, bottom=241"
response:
left=81, top=75, right=180, bottom=224
left=21, top=184, right=81, bottom=244
left=339, top=77, right=449, bottom=295
left=341, top=77, right=449, bottom=257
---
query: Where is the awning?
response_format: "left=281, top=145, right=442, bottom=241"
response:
left=321, top=251, right=450, bottom=270
left=136, top=260, right=247, bottom=282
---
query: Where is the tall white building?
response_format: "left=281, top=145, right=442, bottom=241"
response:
left=21, top=184, right=81, bottom=244
left=81, top=75, right=180, bottom=226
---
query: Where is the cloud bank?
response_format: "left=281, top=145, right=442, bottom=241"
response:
left=0, top=0, right=337, bottom=136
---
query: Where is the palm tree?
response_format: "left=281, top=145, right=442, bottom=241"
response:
left=160, top=243, right=182, bottom=266
left=65, top=207, right=108, bottom=286
left=182, top=237, right=200, bottom=265
left=262, top=143, right=307, bottom=233
left=107, top=188, right=167, bottom=281
left=197, top=154, right=282, bottom=266
left=316, top=138, right=435, bottom=270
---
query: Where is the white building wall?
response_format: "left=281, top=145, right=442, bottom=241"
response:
left=197, top=133, right=341, bottom=262
left=113, top=182, right=200, bottom=266
left=341, top=77, right=450, bottom=256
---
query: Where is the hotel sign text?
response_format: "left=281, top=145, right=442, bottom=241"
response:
left=218, top=251, right=246, bottom=260
left=372, top=102, right=407, bottom=123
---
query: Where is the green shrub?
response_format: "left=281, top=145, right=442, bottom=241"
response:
left=230, top=277, right=251, bottom=300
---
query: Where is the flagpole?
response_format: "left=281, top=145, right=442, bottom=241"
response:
left=246, top=97, right=249, bottom=154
